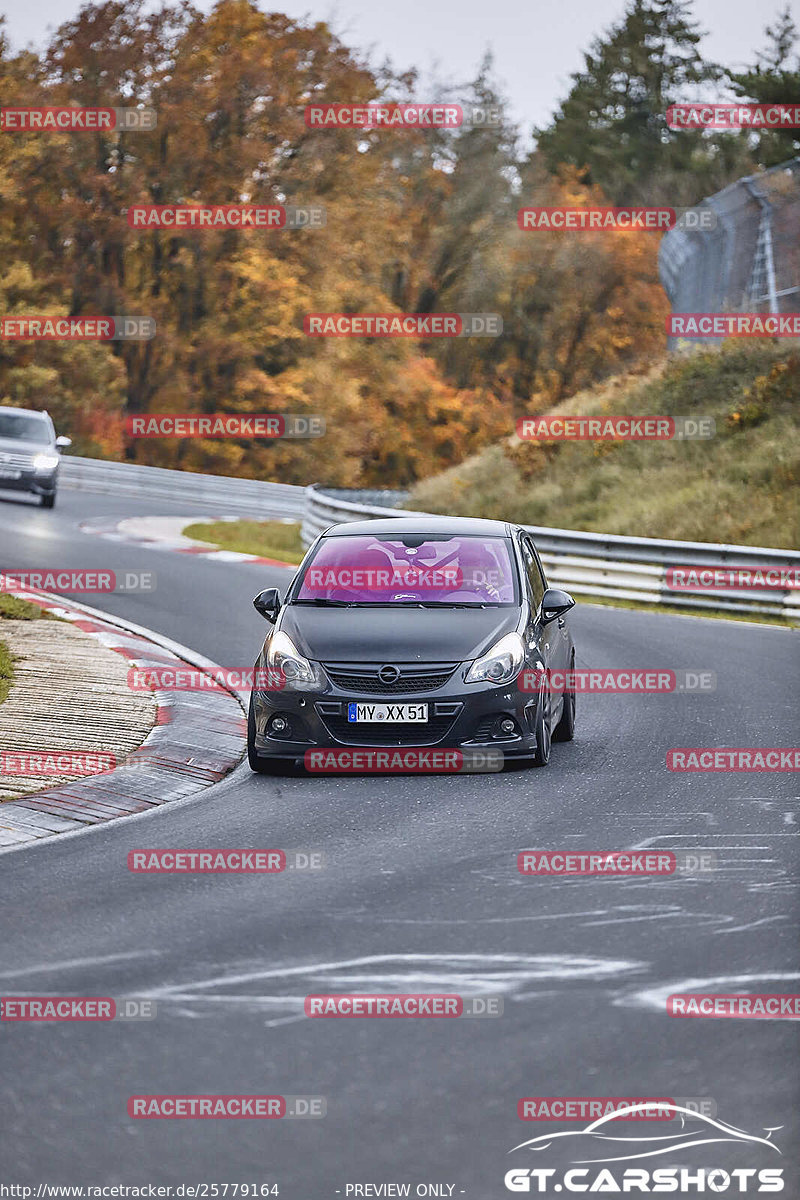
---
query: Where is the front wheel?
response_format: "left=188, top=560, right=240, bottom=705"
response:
left=552, top=655, right=576, bottom=742
left=531, top=690, right=551, bottom=767
left=247, top=694, right=284, bottom=774
left=40, top=491, right=56, bottom=509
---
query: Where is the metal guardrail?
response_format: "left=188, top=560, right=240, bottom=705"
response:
left=302, top=486, right=800, bottom=620
left=60, top=457, right=800, bottom=620
left=60, top=455, right=305, bottom=519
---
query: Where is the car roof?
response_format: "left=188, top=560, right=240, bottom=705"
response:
left=322, top=516, right=515, bottom=538
left=0, top=406, right=50, bottom=420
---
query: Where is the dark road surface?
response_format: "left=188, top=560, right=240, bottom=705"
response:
left=1, top=485, right=798, bottom=1197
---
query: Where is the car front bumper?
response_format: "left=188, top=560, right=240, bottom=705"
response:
left=250, top=662, right=548, bottom=768
left=0, top=467, right=58, bottom=497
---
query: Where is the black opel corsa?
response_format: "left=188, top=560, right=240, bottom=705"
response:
left=247, top=516, right=576, bottom=773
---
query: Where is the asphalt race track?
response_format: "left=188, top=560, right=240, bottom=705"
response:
left=1, top=485, right=798, bottom=1196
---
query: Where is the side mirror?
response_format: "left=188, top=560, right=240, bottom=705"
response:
left=540, top=587, right=575, bottom=624
left=55, top=435, right=72, bottom=449
left=253, top=587, right=282, bottom=623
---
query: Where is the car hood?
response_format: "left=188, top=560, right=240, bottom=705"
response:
left=0, top=436, right=53, bottom=456
left=277, top=604, right=521, bottom=664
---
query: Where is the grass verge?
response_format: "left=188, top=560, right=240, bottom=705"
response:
left=0, top=639, right=14, bottom=704
left=571, top=593, right=795, bottom=628
left=183, top=519, right=305, bottom=564
left=0, top=594, right=56, bottom=620
left=410, top=342, right=800, bottom=549
left=0, top=594, right=57, bottom=705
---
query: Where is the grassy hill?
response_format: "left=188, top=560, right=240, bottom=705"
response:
left=410, top=342, right=800, bottom=549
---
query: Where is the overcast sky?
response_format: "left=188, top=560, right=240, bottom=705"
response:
left=1, top=0, right=789, bottom=130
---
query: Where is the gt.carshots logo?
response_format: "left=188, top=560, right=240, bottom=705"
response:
left=505, top=1103, right=785, bottom=1193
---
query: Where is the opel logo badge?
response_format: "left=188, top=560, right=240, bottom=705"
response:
left=378, top=664, right=401, bottom=684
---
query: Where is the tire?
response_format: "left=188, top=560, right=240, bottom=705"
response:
left=247, top=694, right=285, bottom=775
left=552, top=654, right=576, bottom=742
left=531, top=689, right=552, bottom=767
left=40, top=491, right=56, bottom=509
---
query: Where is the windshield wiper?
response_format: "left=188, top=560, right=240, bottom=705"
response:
left=390, top=600, right=502, bottom=608
left=293, top=598, right=357, bottom=607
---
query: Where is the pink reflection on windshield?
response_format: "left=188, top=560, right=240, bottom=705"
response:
left=297, top=536, right=515, bottom=604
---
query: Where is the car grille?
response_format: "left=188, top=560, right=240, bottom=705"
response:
left=0, top=451, right=35, bottom=471
left=324, top=662, right=458, bottom=695
left=318, top=711, right=458, bottom=746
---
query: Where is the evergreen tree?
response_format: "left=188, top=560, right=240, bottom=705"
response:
left=729, top=6, right=800, bottom=166
left=535, top=0, right=750, bottom=205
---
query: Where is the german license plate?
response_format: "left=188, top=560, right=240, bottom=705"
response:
left=347, top=702, right=428, bottom=723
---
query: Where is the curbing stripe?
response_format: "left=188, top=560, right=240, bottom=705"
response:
left=0, top=590, right=246, bottom=852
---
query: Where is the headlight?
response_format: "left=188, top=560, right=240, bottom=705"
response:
left=465, top=632, right=524, bottom=685
left=265, top=630, right=323, bottom=690
left=33, top=454, right=59, bottom=472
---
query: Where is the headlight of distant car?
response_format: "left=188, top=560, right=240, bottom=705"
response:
left=465, top=632, right=524, bottom=685
left=265, top=630, right=324, bottom=690
left=33, top=454, right=59, bottom=472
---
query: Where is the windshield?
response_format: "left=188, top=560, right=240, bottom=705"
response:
left=294, top=534, right=518, bottom=606
left=0, top=412, right=51, bottom=445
